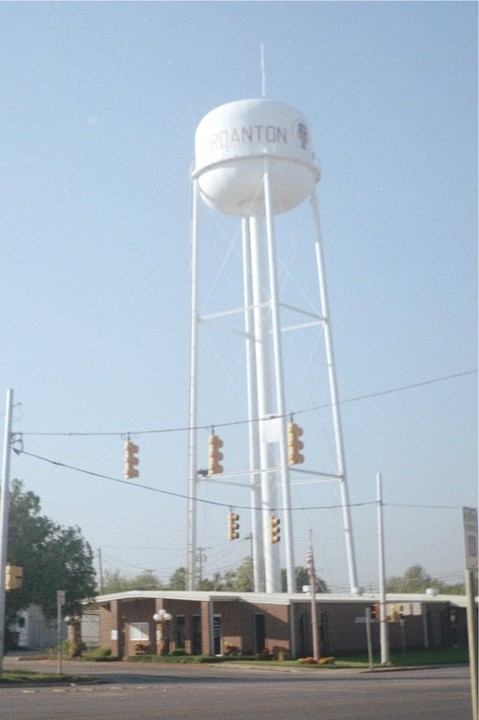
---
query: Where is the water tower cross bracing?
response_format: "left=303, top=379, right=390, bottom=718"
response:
left=187, top=98, right=359, bottom=594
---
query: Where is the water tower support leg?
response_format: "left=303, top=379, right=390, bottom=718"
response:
left=310, top=191, right=359, bottom=594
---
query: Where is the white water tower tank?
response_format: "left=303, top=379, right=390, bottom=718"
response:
left=194, top=99, right=320, bottom=217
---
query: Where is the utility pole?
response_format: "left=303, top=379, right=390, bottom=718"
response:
left=196, top=548, right=207, bottom=588
left=97, top=549, right=104, bottom=594
left=463, top=507, right=478, bottom=720
left=0, top=389, right=14, bottom=675
left=376, top=472, right=390, bottom=665
left=308, top=532, right=320, bottom=660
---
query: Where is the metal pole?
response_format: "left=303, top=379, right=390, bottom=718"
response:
left=310, top=192, right=358, bottom=594
left=308, top=536, right=320, bottom=660
left=97, top=548, right=104, bottom=594
left=365, top=606, right=374, bottom=669
left=57, top=599, right=62, bottom=675
left=249, top=215, right=278, bottom=593
left=376, top=472, right=390, bottom=664
left=242, top=218, right=263, bottom=592
left=0, top=389, right=14, bottom=675
left=465, top=569, right=478, bottom=720
left=263, top=164, right=295, bottom=594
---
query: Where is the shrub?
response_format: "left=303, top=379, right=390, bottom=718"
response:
left=92, top=647, right=112, bottom=659
left=62, top=639, right=87, bottom=658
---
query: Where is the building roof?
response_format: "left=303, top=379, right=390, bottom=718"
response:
left=92, top=589, right=469, bottom=608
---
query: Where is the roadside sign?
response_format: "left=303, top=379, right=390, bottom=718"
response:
left=57, top=590, right=66, bottom=606
left=463, top=507, right=478, bottom=571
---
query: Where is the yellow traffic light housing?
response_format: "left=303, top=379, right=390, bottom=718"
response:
left=271, top=514, right=281, bottom=544
left=228, top=512, right=240, bottom=541
left=287, top=422, right=304, bottom=465
left=208, top=434, right=224, bottom=475
left=124, top=440, right=139, bottom=479
left=5, top=564, right=23, bottom=591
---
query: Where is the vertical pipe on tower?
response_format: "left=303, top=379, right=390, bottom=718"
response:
left=249, top=215, right=279, bottom=593
left=263, top=164, right=295, bottom=594
left=242, top=217, right=264, bottom=591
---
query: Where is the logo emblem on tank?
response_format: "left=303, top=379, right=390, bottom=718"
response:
left=294, top=120, right=309, bottom=150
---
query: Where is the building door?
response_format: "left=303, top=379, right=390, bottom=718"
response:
left=192, top=616, right=202, bottom=655
left=213, top=615, right=221, bottom=655
left=176, top=616, right=186, bottom=650
left=254, top=614, right=265, bottom=654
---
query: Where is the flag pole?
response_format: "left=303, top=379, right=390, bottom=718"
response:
left=308, top=531, right=320, bottom=660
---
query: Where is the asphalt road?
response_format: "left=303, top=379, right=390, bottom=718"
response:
left=0, top=657, right=472, bottom=720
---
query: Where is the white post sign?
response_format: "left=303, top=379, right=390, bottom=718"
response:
left=463, top=507, right=478, bottom=571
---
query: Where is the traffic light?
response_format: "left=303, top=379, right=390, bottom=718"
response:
left=228, top=512, right=240, bottom=540
left=287, top=422, right=304, bottom=465
left=208, top=434, right=224, bottom=475
left=124, top=440, right=139, bottom=479
left=371, top=603, right=380, bottom=621
left=271, top=514, right=281, bottom=543
left=5, top=564, right=23, bottom=591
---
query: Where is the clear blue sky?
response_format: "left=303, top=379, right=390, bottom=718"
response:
left=1, top=1, right=477, bottom=592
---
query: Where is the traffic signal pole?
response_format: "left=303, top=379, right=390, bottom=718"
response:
left=0, top=389, right=14, bottom=674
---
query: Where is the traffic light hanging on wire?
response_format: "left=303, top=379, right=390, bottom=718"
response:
left=271, top=514, right=281, bottom=543
left=208, top=434, right=224, bottom=475
left=124, top=440, right=139, bottom=479
left=287, top=422, right=304, bottom=465
left=228, top=512, right=240, bottom=541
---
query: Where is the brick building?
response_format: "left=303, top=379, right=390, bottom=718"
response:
left=92, top=590, right=469, bottom=659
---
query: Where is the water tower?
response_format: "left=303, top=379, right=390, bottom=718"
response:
left=187, top=99, right=359, bottom=594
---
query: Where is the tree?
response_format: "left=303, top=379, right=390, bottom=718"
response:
left=6, top=480, right=96, bottom=624
left=168, top=567, right=186, bottom=590
left=281, top=566, right=329, bottom=593
left=386, top=564, right=434, bottom=593
left=234, top=557, right=253, bottom=592
left=386, top=564, right=466, bottom=595
left=101, top=569, right=163, bottom=594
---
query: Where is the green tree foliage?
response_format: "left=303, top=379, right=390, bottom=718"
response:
left=101, top=569, right=163, bottom=594
left=6, top=480, right=96, bottom=623
left=386, top=564, right=465, bottom=595
left=168, top=567, right=186, bottom=590
left=234, top=557, right=254, bottom=592
left=281, top=566, right=329, bottom=593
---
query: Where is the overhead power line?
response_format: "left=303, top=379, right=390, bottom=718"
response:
left=17, top=368, right=477, bottom=438
left=16, top=448, right=465, bottom=513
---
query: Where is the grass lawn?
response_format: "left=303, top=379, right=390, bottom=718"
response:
left=334, top=647, right=469, bottom=668
left=126, top=646, right=470, bottom=669
left=1, top=647, right=468, bottom=683
left=0, top=669, right=103, bottom=684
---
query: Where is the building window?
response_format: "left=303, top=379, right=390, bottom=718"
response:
left=176, top=616, right=186, bottom=649
left=130, top=623, right=150, bottom=642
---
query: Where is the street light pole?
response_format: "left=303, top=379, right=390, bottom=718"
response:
left=377, top=472, right=390, bottom=665
left=0, top=389, right=14, bottom=675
